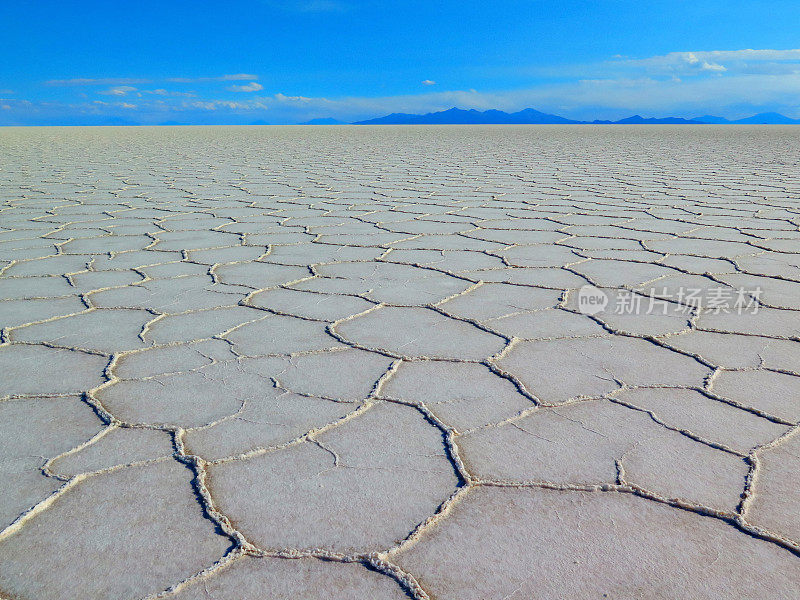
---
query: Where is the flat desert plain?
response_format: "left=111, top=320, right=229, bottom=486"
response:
left=1, top=125, right=799, bottom=599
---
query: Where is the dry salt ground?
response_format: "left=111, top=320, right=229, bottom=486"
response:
left=1, top=125, right=800, bottom=599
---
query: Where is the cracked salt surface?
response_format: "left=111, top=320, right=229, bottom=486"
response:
left=1, top=125, right=800, bottom=599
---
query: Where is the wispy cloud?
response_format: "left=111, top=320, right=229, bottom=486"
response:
left=97, top=86, right=196, bottom=98
left=144, top=88, right=195, bottom=97
left=220, top=73, right=259, bottom=80
left=227, top=82, right=264, bottom=92
left=274, top=93, right=314, bottom=103
left=421, top=79, right=436, bottom=86
left=629, top=48, right=800, bottom=64
left=166, top=73, right=259, bottom=83
left=99, top=85, right=138, bottom=96
left=187, top=100, right=268, bottom=110
left=45, top=77, right=150, bottom=86
left=616, top=48, right=800, bottom=76
left=47, top=74, right=259, bottom=87
left=93, top=100, right=138, bottom=109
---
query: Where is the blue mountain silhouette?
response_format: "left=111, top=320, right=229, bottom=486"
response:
left=354, top=107, right=579, bottom=124
left=352, top=107, right=800, bottom=125
left=730, top=112, right=800, bottom=124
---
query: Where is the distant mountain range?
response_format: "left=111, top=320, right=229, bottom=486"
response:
left=343, top=107, right=800, bottom=125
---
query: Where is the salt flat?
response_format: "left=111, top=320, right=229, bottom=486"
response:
left=1, top=125, right=799, bottom=599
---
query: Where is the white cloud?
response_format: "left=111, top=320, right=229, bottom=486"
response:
left=274, top=93, right=315, bottom=103
left=46, top=74, right=259, bottom=88
left=189, top=101, right=218, bottom=110
left=421, top=80, right=436, bottom=86
left=220, top=73, right=259, bottom=81
left=187, top=99, right=270, bottom=111
left=618, top=48, right=800, bottom=75
left=143, top=88, right=195, bottom=97
left=680, top=49, right=800, bottom=61
left=167, top=73, right=259, bottom=83
left=227, top=82, right=264, bottom=92
left=701, top=62, right=727, bottom=72
left=46, top=77, right=149, bottom=86
left=91, top=100, right=139, bottom=109
left=100, top=86, right=138, bottom=96
left=98, top=86, right=194, bottom=98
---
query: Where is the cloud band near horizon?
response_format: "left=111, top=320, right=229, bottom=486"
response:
left=4, top=49, right=800, bottom=125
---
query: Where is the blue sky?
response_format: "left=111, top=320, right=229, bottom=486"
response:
left=2, top=0, right=800, bottom=124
